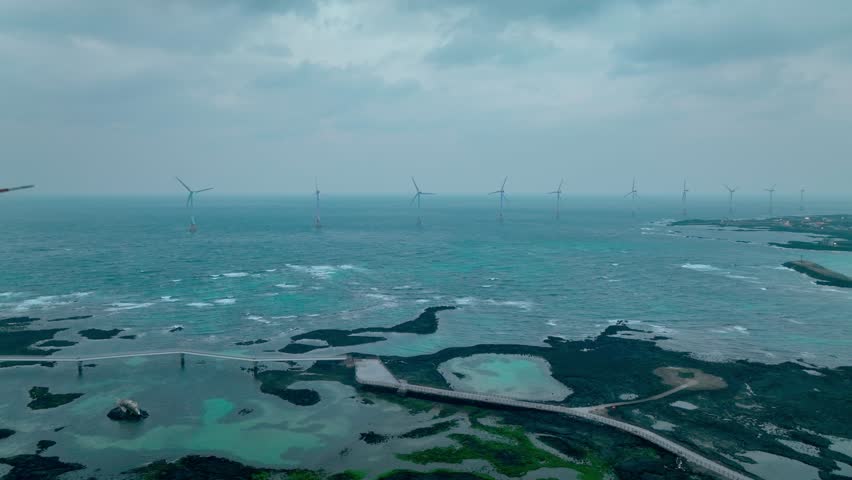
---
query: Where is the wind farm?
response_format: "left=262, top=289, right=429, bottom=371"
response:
left=724, top=184, right=738, bottom=215
left=176, top=177, right=213, bottom=233
left=624, top=177, right=639, bottom=216
left=410, top=177, right=435, bottom=226
left=489, top=176, right=509, bottom=222
left=549, top=179, right=564, bottom=219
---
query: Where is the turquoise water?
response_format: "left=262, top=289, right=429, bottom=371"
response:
left=1, top=194, right=851, bottom=366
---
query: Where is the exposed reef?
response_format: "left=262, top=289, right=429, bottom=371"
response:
left=124, top=455, right=367, bottom=480
left=672, top=214, right=852, bottom=251
left=783, top=260, right=852, bottom=288
left=281, top=306, right=455, bottom=351
left=0, top=316, right=39, bottom=327
left=27, top=387, right=84, bottom=410
left=78, top=328, right=123, bottom=340
left=108, top=399, right=149, bottom=422
left=0, top=454, right=85, bottom=480
left=234, top=339, right=268, bottom=346
left=376, top=322, right=852, bottom=478
left=46, top=315, right=92, bottom=322
left=0, top=328, right=65, bottom=356
left=0, top=428, right=14, bottom=440
left=35, top=440, right=56, bottom=455
left=37, top=340, right=77, bottom=348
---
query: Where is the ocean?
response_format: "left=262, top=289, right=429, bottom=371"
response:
left=2, top=194, right=851, bottom=366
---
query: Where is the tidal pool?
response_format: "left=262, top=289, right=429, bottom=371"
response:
left=438, top=354, right=572, bottom=401
left=741, top=451, right=821, bottom=480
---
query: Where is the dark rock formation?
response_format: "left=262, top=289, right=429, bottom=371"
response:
left=0, top=328, right=66, bottom=356
left=0, top=428, right=14, bottom=440
left=169, top=326, right=184, bottom=333
left=0, top=454, right=84, bottom=480
left=107, top=399, right=149, bottom=422
left=119, top=335, right=137, bottom=340
left=279, top=342, right=322, bottom=354
left=46, top=315, right=92, bottom=322
left=359, top=431, right=388, bottom=444
left=35, top=440, right=56, bottom=455
left=78, top=328, right=123, bottom=340
left=27, top=387, right=83, bottom=410
left=234, top=339, right=268, bottom=346
left=783, top=260, right=852, bottom=288
left=0, top=316, right=40, bottom=327
left=38, top=340, right=77, bottom=348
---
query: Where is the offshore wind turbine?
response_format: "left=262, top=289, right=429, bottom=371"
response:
left=410, top=177, right=435, bottom=226
left=548, top=179, right=564, bottom=219
left=765, top=184, right=776, bottom=215
left=176, top=177, right=212, bottom=233
left=681, top=179, right=689, bottom=217
left=799, top=187, right=805, bottom=212
left=724, top=184, right=738, bottom=215
left=624, top=177, right=639, bottom=216
left=314, top=177, right=321, bottom=228
left=489, top=177, right=508, bottom=222
left=0, top=184, right=34, bottom=193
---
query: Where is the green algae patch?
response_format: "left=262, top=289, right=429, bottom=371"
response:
left=399, top=420, right=458, bottom=439
left=378, top=470, right=495, bottom=480
left=27, top=386, right=83, bottom=410
left=397, top=417, right=602, bottom=479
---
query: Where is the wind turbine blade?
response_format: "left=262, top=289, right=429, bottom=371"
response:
left=624, top=192, right=633, bottom=198
left=548, top=191, right=558, bottom=194
left=422, top=192, right=436, bottom=195
left=501, top=177, right=508, bottom=190
left=411, top=177, right=420, bottom=193
left=489, top=191, right=500, bottom=195
left=186, top=193, right=192, bottom=208
left=558, top=178, right=564, bottom=191
left=196, top=187, right=214, bottom=193
left=176, top=177, right=192, bottom=192
left=410, top=193, right=419, bottom=206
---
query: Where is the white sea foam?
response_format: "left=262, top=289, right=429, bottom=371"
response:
left=13, top=292, right=93, bottom=312
left=619, top=393, right=639, bottom=401
left=265, top=269, right=277, bottom=272
left=803, top=369, right=824, bottom=377
left=171, top=279, right=182, bottom=283
left=160, top=296, right=179, bottom=302
left=187, top=302, right=213, bottom=308
left=415, top=299, right=429, bottom=304
left=222, top=272, right=249, bottom=278
left=272, top=315, right=297, bottom=320
left=246, top=314, right=270, bottom=324
left=106, top=302, right=153, bottom=312
left=546, top=319, right=558, bottom=326
left=307, top=314, right=320, bottom=317
left=480, top=284, right=493, bottom=288
left=392, top=285, right=413, bottom=290
left=213, top=298, right=236, bottom=305
left=487, top=299, right=533, bottom=310
left=286, top=264, right=338, bottom=279
left=681, top=263, right=720, bottom=272
left=453, top=297, right=477, bottom=306
left=0, top=292, right=22, bottom=297
left=712, top=325, right=749, bottom=334
left=670, top=400, right=698, bottom=410
left=365, top=293, right=395, bottom=301
left=275, top=283, right=300, bottom=289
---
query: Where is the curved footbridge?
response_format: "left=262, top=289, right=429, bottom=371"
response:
left=354, top=358, right=754, bottom=480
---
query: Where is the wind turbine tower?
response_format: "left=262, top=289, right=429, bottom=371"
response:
left=765, top=184, right=776, bottom=215
left=548, top=179, right=564, bottom=219
left=176, top=177, right=213, bottom=233
left=410, top=177, right=435, bottom=226
left=489, top=177, right=508, bottom=222
left=800, top=187, right=805, bottom=212
left=314, top=178, right=321, bottom=228
left=724, top=184, right=738, bottom=215
left=624, top=177, right=639, bottom=216
left=681, top=179, right=689, bottom=217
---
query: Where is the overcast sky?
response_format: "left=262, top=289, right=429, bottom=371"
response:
left=1, top=0, right=851, bottom=195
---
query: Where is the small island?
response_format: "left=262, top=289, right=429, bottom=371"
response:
left=672, top=214, right=852, bottom=251
left=783, top=260, right=852, bottom=288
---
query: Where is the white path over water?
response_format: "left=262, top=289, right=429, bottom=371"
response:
left=354, top=358, right=755, bottom=480
left=0, top=350, right=346, bottom=363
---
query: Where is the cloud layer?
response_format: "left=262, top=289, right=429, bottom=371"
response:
left=1, top=0, right=851, bottom=194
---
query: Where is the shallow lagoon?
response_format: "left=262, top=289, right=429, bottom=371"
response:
left=438, top=354, right=572, bottom=401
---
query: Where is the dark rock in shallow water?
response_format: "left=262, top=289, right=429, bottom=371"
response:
left=359, top=431, right=388, bottom=444
left=289, top=306, right=455, bottom=348
left=270, top=387, right=320, bottom=406
left=278, top=342, right=322, bottom=354
left=378, top=471, right=491, bottom=480
left=169, top=326, right=184, bottom=332
left=38, top=340, right=77, bottom=348
left=46, top=315, right=92, bottom=322
left=0, top=454, right=84, bottom=480
left=0, top=316, right=40, bottom=327
left=108, top=400, right=149, bottom=422
left=119, top=335, right=136, bottom=340
left=0, top=328, right=65, bottom=356
left=0, top=428, right=14, bottom=440
left=35, top=440, right=56, bottom=454
left=27, top=387, right=83, bottom=410
left=52, top=426, right=65, bottom=432
left=234, top=339, right=268, bottom=346
left=126, top=455, right=281, bottom=480
left=783, top=260, right=852, bottom=288
left=78, top=328, right=123, bottom=340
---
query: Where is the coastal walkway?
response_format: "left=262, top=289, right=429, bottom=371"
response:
left=0, top=350, right=346, bottom=374
left=354, top=359, right=753, bottom=480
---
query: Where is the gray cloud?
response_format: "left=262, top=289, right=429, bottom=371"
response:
left=1, top=0, right=851, bottom=195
